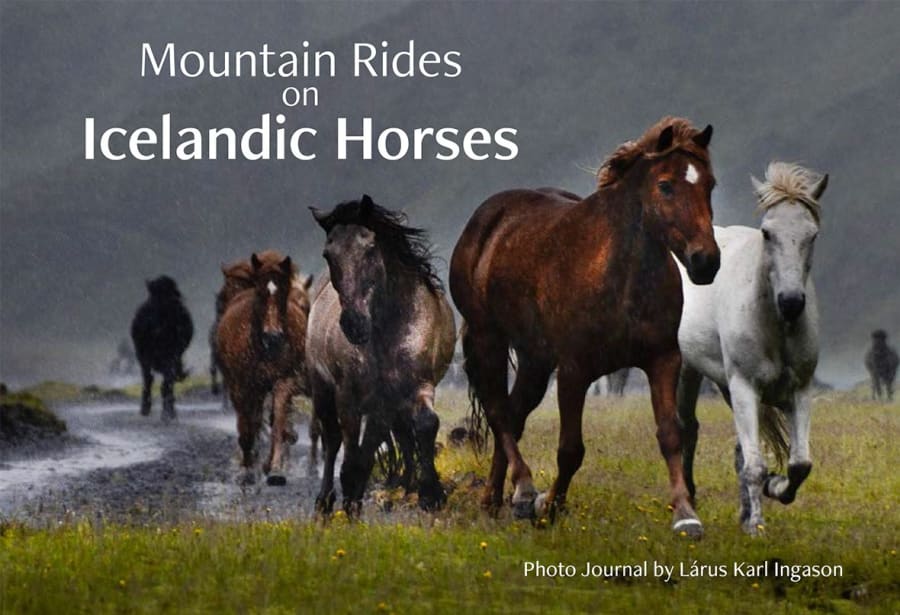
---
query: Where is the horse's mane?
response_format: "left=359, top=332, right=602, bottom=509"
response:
left=753, top=162, right=823, bottom=223
left=317, top=197, right=443, bottom=292
left=597, top=116, right=711, bottom=188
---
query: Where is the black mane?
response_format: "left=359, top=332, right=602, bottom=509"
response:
left=317, top=196, right=443, bottom=292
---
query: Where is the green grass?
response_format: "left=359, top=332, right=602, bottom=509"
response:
left=0, top=391, right=66, bottom=436
left=0, top=393, right=897, bottom=613
left=18, top=375, right=216, bottom=406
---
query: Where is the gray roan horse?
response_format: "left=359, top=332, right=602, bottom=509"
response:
left=306, top=195, right=456, bottom=514
left=677, top=162, right=828, bottom=534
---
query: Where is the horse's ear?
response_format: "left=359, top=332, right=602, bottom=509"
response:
left=693, top=124, right=713, bottom=148
left=251, top=253, right=262, bottom=271
left=360, top=194, right=375, bottom=217
left=279, top=256, right=293, bottom=275
left=750, top=175, right=766, bottom=197
left=309, top=206, right=332, bottom=232
left=656, top=126, right=674, bottom=152
left=810, top=173, right=829, bottom=201
left=303, top=274, right=314, bottom=290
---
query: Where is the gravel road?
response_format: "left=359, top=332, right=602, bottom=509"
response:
left=0, top=400, right=321, bottom=526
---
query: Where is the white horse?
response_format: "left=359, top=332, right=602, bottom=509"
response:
left=676, top=162, right=828, bottom=534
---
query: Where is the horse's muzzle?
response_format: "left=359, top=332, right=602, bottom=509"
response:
left=686, top=249, right=720, bottom=285
left=777, top=291, right=806, bottom=322
left=260, top=332, right=285, bottom=356
left=340, top=311, right=371, bottom=345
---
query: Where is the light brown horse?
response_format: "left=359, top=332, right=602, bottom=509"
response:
left=450, top=117, right=719, bottom=537
left=216, top=251, right=312, bottom=485
left=306, top=195, right=456, bottom=514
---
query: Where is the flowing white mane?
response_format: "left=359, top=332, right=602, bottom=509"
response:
left=752, top=162, right=824, bottom=222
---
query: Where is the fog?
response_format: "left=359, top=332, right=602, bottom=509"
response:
left=2, top=1, right=898, bottom=388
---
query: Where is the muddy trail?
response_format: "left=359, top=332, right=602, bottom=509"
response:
left=0, top=400, right=323, bottom=526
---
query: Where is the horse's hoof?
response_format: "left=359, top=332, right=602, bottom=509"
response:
left=315, top=492, right=336, bottom=514
left=511, top=494, right=538, bottom=520
left=672, top=518, right=704, bottom=540
left=418, top=485, right=447, bottom=511
left=266, top=474, right=287, bottom=487
left=238, top=470, right=256, bottom=486
left=139, top=406, right=151, bottom=417
left=742, top=519, right=765, bottom=536
left=533, top=492, right=551, bottom=519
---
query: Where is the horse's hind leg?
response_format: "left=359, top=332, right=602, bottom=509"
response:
left=647, top=351, right=703, bottom=538
left=676, top=366, right=704, bottom=503
left=463, top=326, right=522, bottom=514
left=508, top=354, right=553, bottom=515
left=139, top=363, right=153, bottom=416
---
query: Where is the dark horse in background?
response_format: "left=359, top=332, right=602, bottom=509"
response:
left=450, top=117, right=719, bottom=537
left=216, top=251, right=313, bottom=485
left=865, top=329, right=898, bottom=401
left=307, top=195, right=456, bottom=514
left=131, top=275, right=194, bottom=422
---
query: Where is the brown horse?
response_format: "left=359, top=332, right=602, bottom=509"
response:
left=216, top=251, right=312, bottom=485
left=306, top=195, right=456, bottom=514
left=449, top=117, right=719, bottom=537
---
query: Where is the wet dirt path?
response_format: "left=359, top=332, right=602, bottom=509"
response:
left=0, top=401, right=320, bottom=526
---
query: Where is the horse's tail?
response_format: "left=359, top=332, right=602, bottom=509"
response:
left=759, top=404, right=789, bottom=470
left=460, top=322, right=489, bottom=452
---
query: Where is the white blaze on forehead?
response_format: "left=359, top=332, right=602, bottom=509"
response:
left=685, top=163, right=700, bottom=185
left=267, top=280, right=278, bottom=295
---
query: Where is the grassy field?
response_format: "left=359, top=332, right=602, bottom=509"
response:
left=0, top=390, right=897, bottom=613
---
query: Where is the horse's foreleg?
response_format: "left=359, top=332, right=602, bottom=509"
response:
left=391, top=414, right=416, bottom=492
left=342, top=414, right=386, bottom=515
left=648, top=352, right=703, bottom=538
left=676, top=366, right=704, bottom=504
left=728, top=375, right=767, bottom=534
left=161, top=368, right=176, bottom=422
left=234, top=394, right=263, bottom=485
left=541, top=367, right=588, bottom=520
left=413, top=384, right=445, bottom=511
left=263, top=379, right=294, bottom=486
left=313, top=387, right=340, bottom=514
left=339, top=413, right=363, bottom=515
left=140, top=364, right=153, bottom=416
left=764, top=388, right=812, bottom=505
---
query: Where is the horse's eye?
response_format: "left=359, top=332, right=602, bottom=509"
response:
left=762, top=229, right=771, bottom=242
left=658, top=181, right=674, bottom=196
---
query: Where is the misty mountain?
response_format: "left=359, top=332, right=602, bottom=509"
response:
left=2, top=2, right=898, bottom=387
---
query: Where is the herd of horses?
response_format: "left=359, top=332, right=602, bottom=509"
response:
left=131, top=116, right=846, bottom=537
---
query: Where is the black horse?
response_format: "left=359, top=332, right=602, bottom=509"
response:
left=865, top=330, right=898, bottom=401
left=131, top=276, right=194, bottom=421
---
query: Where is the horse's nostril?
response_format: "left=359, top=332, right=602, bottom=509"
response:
left=777, top=292, right=806, bottom=321
left=261, top=332, right=284, bottom=351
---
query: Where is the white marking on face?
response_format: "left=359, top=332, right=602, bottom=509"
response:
left=685, top=163, right=699, bottom=185
left=267, top=281, right=277, bottom=295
